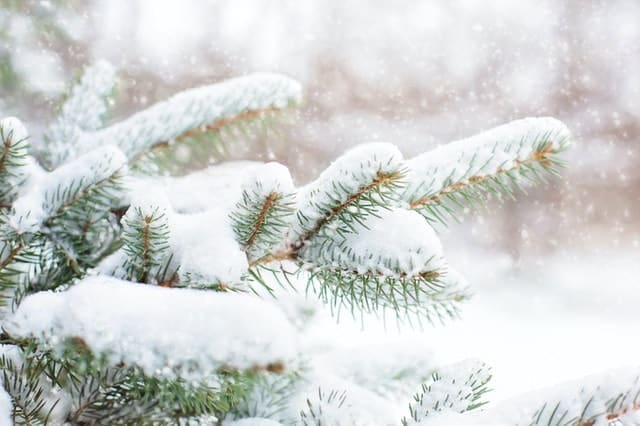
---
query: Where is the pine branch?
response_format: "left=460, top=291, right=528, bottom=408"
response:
left=11, top=145, right=127, bottom=236
left=0, top=348, right=62, bottom=425
left=121, top=205, right=171, bottom=284
left=74, top=73, right=302, bottom=163
left=230, top=163, right=294, bottom=264
left=308, top=267, right=468, bottom=325
left=402, top=359, right=492, bottom=425
left=0, top=214, right=44, bottom=312
left=454, top=366, right=640, bottom=425
left=0, top=117, right=30, bottom=204
left=233, top=371, right=301, bottom=422
left=44, top=60, right=117, bottom=168
left=300, top=388, right=351, bottom=426
left=405, top=117, right=571, bottom=224
left=134, top=106, right=293, bottom=174
left=279, top=143, right=406, bottom=259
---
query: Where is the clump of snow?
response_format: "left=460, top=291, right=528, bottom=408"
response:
left=290, top=142, right=404, bottom=244
left=5, top=276, right=297, bottom=379
left=76, top=73, right=302, bottom=159
left=307, top=208, right=445, bottom=276
left=172, top=208, right=249, bottom=286
left=241, top=162, right=294, bottom=197
left=404, top=117, right=571, bottom=203
left=103, top=177, right=249, bottom=286
left=127, top=184, right=172, bottom=215
left=129, top=161, right=264, bottom=214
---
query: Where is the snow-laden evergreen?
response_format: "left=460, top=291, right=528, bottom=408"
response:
left=0, top=60, right=630, bottom=425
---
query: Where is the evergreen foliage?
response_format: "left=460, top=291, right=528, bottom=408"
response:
left=0, top=61, right=626, bottom=426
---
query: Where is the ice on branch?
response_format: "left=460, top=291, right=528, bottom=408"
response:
left=231, top=162, right=294, bottom=263
left=10, top=145, right=127, bottom=234
left=290, top=142, right=405, bottom=251
left=46, top=60, right=117, bottom=167
left=0, top=117, right=30, bottom=204
left=460, top=366, right=640, bottom=426
left=403, top=359, right=492, bottom=425
left=5, top=276, right=297, bottom=379
left=405, top=117, right=571, bottom=223
left=75, top=73, right=303, bottom=160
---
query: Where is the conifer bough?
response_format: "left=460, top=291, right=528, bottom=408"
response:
left=0, top=62, right=632, bottom=425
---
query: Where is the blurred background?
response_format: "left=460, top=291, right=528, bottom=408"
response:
left=1, top=0, right=639, bottom=400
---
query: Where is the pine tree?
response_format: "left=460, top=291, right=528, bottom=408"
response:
left=0, top=62, right=635, bottom=426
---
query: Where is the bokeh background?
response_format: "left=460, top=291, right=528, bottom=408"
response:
left=2, top=0, right=639, bottom=401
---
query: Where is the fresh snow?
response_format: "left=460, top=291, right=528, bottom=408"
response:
left=459, top=365, right=640, bottom=425
left=5, top=276, right=297, bottom=379
left=10, top=145, right=127, bottom=233
left=172, top=208, right=249, bottom=286
left=0, top=116, right=28, bottom=147
left=290, top=142, right=404, bottom=245
left=311, top=208, right=445, bottom=276
left=406, top=359, right=490, bottom=424
left=46, top=60, right=117, bottom=167
left=404, top=117, right=571, bottom=203
left=102, top=184, right=249, bottom=286
left=76, top=73, right=303, bottom=159
left=240, top=162, right=295, bottom=196
left=129, top=160, right=264, bottom=214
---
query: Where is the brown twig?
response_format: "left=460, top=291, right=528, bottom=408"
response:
left=245, top=192, right=278, bottom=254
left=408, top=143, right=556, bottom=210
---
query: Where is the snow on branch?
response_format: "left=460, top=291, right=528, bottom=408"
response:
left=5, top=276, right=297, bottom=379
left=403, top=359, right=492, bottom=425
left=75, top=73, right=302, bottom=161
left=289, top=142, right=405, bottom=253
left=121, top=204, right=171, bottom=284
left=230, top=162, right=295, bottom=264
left=459, top=366, right=640, bottom=426
left=304, top=208, right=468, bottom=323
left=405, top=117, right=571, bottom=223
left=11, top=145, right=127, bottom=234
left=99, top=185, right=249, bottom=288
left=0, top=117, right=30, bottom=204
left=235, top=144, right=470, bottom=322
left=46, top=60, right=117, bottom=168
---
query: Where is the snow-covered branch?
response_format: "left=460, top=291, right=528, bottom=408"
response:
left=0, top=117, right=30, bottom=204
left=231, top=163, right=295, bottom=264
left=45, top=60, right=117, bottom=168
left=405, top=117, right=571, bottom=223
left=76, top=72, right=302, bottom=162
left=5, top=276, right=297, bottom=379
